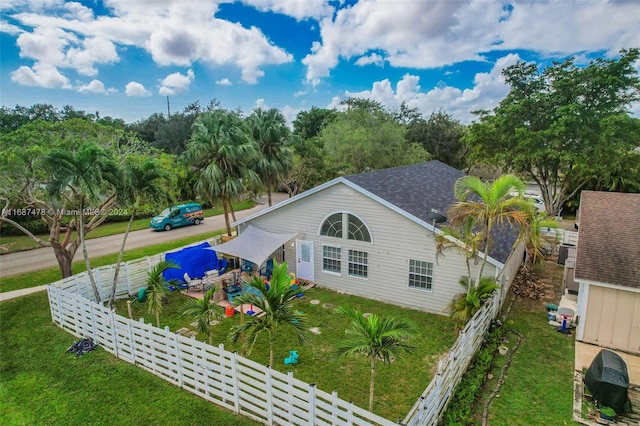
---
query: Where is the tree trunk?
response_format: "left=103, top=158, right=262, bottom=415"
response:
left=267, top=186, right=273, bottom=207
left=230, top=199, right=237, bottom=222
left=80, top=203, right=101, bottom=302
left=475, top=222, right=492, bottom=287
left=109, top=206, right=136, bottom=308
left=52, top=244, right=74, bottom=278
left=222, top=198, right=232, bottom=236
left=269, top=340, right=274, bottom=368
left=369, top=356, right=376, bottom=412
left=155, top=311, right=160, bottom=328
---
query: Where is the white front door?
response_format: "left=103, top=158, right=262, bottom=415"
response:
left=296, top=240, right=314, bottom=282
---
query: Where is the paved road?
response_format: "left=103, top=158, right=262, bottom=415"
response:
left=0, top=193, right=289, bottom=279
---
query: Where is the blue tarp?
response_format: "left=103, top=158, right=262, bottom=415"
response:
left=163, top=242, right=227, bottom=284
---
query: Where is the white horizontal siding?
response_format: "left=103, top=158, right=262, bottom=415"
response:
left=247, top=183, right=498, bottom=315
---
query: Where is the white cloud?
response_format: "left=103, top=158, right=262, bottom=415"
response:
left=354, top=53, right=384, bottom=67
left=254, top=98, right=267, bottom=109
left=280, top=104, right=299, bottom=128
left=78, top=79, right=116, bottom=93
left=6, top=0, right=293, bottom=86
left=303, top=0, right=640, bottom=85
left=66, top=37, right=118, bottom=76
left=333, top=54, right=521, bottom=124
left=216, top=78, right=232, bottom=86
left=158, top=68, right=194, bottom=96
left=0, top=19, right=24, bottom=35
left=125, top=81, right=151, bottom=96
left=62, top=1, right=93, bottom=21
left=240, top=0, right=333, bottom=21
left=10, top=63, right=71, bottom=88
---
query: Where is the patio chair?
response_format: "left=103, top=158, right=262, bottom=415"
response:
left=183, top=273, right=202, bottom=293
left=259, top=258, right=274, bottom=280
left=240, top=260, right=256, bottom=274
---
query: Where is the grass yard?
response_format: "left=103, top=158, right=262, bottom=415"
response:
left=115, top=286, right=458, bottom=420
left=472, top=261, right=578, bottom=425
left=0, top=199, right=254, bottom=254
left=0, top=292, right=260, bottom=426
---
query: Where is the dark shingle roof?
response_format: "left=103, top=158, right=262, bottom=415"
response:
left=344, top=161, right=518, bottom=264
left=574, top=191, right=640, bottom=289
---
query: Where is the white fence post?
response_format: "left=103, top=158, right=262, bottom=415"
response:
left=287, top=371, right=295, bottom=425
left=231, top=352, right=240, bottom=413
left=308, top=383, right=316, bottom=425
left=265, top=366, right=273, bottom=425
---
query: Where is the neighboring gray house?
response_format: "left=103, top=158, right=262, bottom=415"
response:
left=233, top=161, right=524, bottom=315
left=574, top=191, right=640, bottom=354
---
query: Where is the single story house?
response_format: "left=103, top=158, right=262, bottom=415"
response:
left=574, top=190, right=640, bottom=354
left=228, top=161, right=524, bottom=315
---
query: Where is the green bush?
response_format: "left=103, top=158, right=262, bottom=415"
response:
left=440, top=323, right=505, bottom=425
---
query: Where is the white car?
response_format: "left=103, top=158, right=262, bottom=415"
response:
left=511, top=192, right=546, bottom=213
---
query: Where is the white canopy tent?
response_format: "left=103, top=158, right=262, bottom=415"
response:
left=209, top=225, right=298, bottom=266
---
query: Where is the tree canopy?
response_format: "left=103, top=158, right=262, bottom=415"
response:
left=466, top=48, right=640, bottom=215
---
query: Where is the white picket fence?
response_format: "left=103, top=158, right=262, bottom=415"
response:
left=46, top=236, right=518, bottom=426
left=46, top=237, right=395, bottom=426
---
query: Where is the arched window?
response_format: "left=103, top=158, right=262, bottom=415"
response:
left=347, top=214, right=371, bottom=242
left=320, top=212, right=343, bottom=238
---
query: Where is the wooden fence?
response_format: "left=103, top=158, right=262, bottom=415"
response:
left=46, top=236, right=517, bottom=426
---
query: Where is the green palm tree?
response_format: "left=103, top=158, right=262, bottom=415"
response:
left=109, top=157, right=172, bottom=307
left=180, top=286, right=225, bottom=345
left=45, top=142, right=120, bottom=302
left=145, top=260, right=179, bottom=327
left=246, top=108, right=294, bottom=206
left=520, top=213, right=560, bottom=268
left=448, top=277, right=499, bottom=327
left=449, top=175, right=531, bottom=287
left=436, top=216, right=483, bottom=293
left=183, top=110, right=259, bottom=236
left=228, top=261, right=308, bottom=366
left=336, top=304, right=417, bottom=412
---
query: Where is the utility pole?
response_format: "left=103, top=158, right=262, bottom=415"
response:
left=166, top=96, right=171, bottom=117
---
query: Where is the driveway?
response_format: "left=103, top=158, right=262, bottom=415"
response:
left=0, top=193, right=289, bottom=279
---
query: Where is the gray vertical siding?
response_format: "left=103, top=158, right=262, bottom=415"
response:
left=246, top=183, right=500, bottom=315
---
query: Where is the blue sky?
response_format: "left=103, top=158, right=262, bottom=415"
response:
left=1, top=0, right=638, bottom=125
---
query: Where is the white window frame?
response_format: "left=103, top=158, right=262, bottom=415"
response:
left=408, top=259, right=433, bottom=291
left=347, top=213, right=373, bottom=243
left=321, top=244, right=342, bottom=276
left=348, top=249, right=368, bottom=279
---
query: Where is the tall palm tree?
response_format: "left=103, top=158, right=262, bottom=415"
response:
left=145, top=260, right=179, bottom=327
left=45, top=142, right=120, bottom=302
left=449, top=175, right=531, bottom=287
left=179, top=286, right=225, bottom=345
left=436, top=216, right=483, bottom=293
left=183, top=110, right=259, bottom=236
left=336, top=304, right=417, bottom=412
left=228, top=261, right=308, bottom=366
left=108, top=157, right=172, bottom=307
left=246, top=108, right=294, bottom=206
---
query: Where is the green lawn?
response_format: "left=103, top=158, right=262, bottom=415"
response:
left=0, top=291, right=260, bottom=426
left=116, top=286, right=458, bottom=420
left=472, top=262, right=578, bottom=425
left=0, top=199, right=254, bottom=254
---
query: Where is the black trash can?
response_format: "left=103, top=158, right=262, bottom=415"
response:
left=557, top=243, right=575, bottom=265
